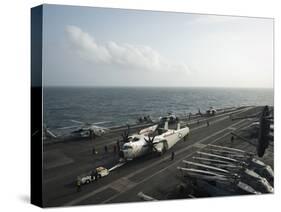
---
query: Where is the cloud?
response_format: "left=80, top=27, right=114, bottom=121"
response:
left=65, top=25, right=190, bottom=74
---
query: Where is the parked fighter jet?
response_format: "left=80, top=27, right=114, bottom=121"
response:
left=230, top=105, right=274, bottom=157
left=206, top=107, right=217, bottom=116
left=177, top=144, right=273, bottom=197
left=119, top=121, right=189, bottom=161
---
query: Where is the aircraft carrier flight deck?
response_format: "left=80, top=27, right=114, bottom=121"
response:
left=43, top=106, right=274, bottom=207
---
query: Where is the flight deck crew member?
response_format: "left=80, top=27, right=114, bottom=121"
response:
left=116, top=140, right=120, bottom=152
left=144, top=116, right=147, bottom=122
left=94, top=170, right=99, bottom=181
left=76, top=180, right=81, bottom=192
left=91, top=170, right=95, bottom=180
left=171, top=151, right=175, bottom=160
left=92, top=147, right=97, bottom=155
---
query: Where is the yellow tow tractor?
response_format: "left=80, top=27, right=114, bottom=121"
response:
left=77, top=166, right=109, bottom=185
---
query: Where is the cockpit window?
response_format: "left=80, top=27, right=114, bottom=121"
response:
left=132, top=137, right=139, bottom=141
left=128, top=136, right=139, bottom=142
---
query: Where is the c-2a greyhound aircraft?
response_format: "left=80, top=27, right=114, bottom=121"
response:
left=119, top=121, right=190, bottom=161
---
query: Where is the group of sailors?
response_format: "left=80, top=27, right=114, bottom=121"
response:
left=138, top=115, right=153, bottom=123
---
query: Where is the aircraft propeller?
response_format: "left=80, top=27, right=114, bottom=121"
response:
left=121, top=125, right=130, bottom=143
left=144, top=135, right=158, bottom=152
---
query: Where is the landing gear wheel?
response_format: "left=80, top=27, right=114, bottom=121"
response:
left=160, top=146, right=167, bottom=156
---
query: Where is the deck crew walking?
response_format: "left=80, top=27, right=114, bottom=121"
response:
left=171, top=151, right=175, bottom=160
left=76, top=180, right=81, bottom=192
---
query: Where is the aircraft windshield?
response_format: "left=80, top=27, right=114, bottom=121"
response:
left=128, top=136, right=140, bottom=142
left=122, top=146, right=133, bottom=150
left=132, top=137, right=139, bottom=142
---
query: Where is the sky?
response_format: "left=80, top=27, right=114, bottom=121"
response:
left=42, top=4, right=274, bottom=88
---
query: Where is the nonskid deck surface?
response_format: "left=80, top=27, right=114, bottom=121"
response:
left=42, top=106, right=273, bottom=207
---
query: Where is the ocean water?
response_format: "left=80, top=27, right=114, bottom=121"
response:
left=43, top=87, right=273, bottom=129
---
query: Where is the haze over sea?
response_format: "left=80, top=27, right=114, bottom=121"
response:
left=43, top=87, right=273, bottom=129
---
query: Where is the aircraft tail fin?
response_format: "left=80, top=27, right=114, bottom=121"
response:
left=177, top=122, right=181, bottom=130
left=164, top=121, right=168, bottom=130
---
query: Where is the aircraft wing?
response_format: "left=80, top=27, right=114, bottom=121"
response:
left=70, top=119, right=84, bottom=124
left=45, top=128, right=57, bottom=138
left=91, top=121, right=111, bottom=125
left=57, top=125, right=80, bottom=130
